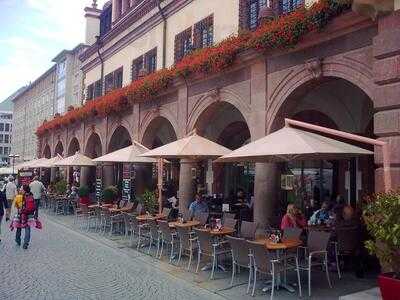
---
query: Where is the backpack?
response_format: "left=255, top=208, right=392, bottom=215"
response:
left=23, top=195, right=36, bottom=214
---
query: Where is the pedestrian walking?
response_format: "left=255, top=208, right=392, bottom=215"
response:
left=5, top=175, right=17, bottom=216
left=29, top=176, right=46, bottom=219
left=10, top=185, right=37, bottom=249
left=0, top=183, right=9, bottom=242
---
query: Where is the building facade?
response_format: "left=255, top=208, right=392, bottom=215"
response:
left=37, top=0, right=400, bottom=228
left=0, top=111, right=13, bottom=166
left=12, top=66, right=56, bottom=161
left=52, top=44, right=88, bottom=114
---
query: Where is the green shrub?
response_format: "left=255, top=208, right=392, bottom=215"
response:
left=137, top=190, right=158, bottom=215
left=78, top=185, right=89, bottom=197
left=363, top=192, right=400, bottom=276
left=54, top=180, right=67, bottom=195
left=102, top=186, right=118, bottom=203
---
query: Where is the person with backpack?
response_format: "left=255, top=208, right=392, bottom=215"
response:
left=0, top=183, right=9, bottom=242
left=10, top=185, right=36, bottom=249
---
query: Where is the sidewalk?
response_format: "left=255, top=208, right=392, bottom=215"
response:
left=45, top=211, right=378, bottom=300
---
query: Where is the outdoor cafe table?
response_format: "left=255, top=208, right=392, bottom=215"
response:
left=168, top=220, right=200, bottom=229
left=108, top=207, right=134, bottom=213
left=136, top=213, right=167, bottom=222
left=254, top=237, right=302, bottom=293
left=88, top=203, right=113, bottom=209
left=196, top=227, right=236, bottom=237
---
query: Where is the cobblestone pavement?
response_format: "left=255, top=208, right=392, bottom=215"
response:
left=0, top=215, right=225, bottom=300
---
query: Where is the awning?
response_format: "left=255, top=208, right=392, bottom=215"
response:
left=140, top=132, right=231, bottom=160
left=217, top=127, right=373, bottom=163
left=93, top=141, right=158, bottom=164
left=54, top=153, right=95, bottom=167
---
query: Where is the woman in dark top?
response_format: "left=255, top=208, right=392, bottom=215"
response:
left=0, top=184, right=9, bottom=242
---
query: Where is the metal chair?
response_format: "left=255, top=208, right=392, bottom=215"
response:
left=147, top=219, right=161, bottom=256
left=176, top=226, right=198, bottom=270
left=223, top=212, right=236, bottom=222
left=283, top=227, right=302, bottom=240
left=334, top=225, right=360, bottom=279
left=162, top=207, right=171, bottom=218
left=226, top=235, right=252, bottom=291
left=298, top=230, right=332, bottom=297
left=247, top=240, right=302, bottom=299
left=75, top=204, right=89, bottom=229
left=158, top=220, right=178, bottom=263
left=130, top=215, right=150, bottom=250
left=240, top=221, right=257, bottom=240
left=223, top=218, right=238, bottom=232
left=194, top=228, right=231, bottom=279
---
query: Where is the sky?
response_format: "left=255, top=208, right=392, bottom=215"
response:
left=0, top=0, right=107, bottom=101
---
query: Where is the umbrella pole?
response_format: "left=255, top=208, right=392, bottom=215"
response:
left=285, top=118, right=392, bottom=192
left=158, top=158, right=163, bottom=214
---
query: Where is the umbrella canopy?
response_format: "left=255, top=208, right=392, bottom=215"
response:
left=54, top=153, right=95, bottom=167
left=25, top=158, right=49, bottom=168
left=0, top=167, right=16, bottom=175
left=140, top=132, right=231, bottom=159
left=32, top=154, right=63, bottom=168
left=93, top=141, right=158, bottom=164
left=15, top=158, right=44, bottom=169
left=217, top=127, right=373, bottom=163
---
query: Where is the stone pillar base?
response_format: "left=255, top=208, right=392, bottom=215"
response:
left=178, top=159, right=196, bottom=215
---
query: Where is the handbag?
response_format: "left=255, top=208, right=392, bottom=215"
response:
left=35, top=219, right=43, bottom=229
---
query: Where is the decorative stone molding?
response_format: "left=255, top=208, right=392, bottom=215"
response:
left=208, top=87, right=221, bottom=101
left=304, top=57, right=323, bottom=79
left=352, top=0, right=394, bottom=20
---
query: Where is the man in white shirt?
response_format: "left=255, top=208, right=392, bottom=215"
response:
left=29, top=176, right=46, bottom=218
left=5, top=175, right=17, bottom=215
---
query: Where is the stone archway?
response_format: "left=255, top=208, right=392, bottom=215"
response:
left=267, top=76, right=375, bottom=212
left=85, top=133, right=102, bottom=159
left=108, top=126, right=132, bottom=153
left=141, top=116, right=177, bottom=149
left=193, top=101, right=251, bottom=198
left=54, top=141, right=64, bottom=156
left=67, top=137, right=80, bottom=156
left=42, top=144, right=51, bottom=159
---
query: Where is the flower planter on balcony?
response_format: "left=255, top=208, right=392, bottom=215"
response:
left=378, top=273, right=400, bottom=300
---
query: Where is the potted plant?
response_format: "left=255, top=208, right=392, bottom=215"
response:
left=363, top=191, right=400, bottom=300
left=102, top=186, right=118, bottom=204
left=54, top=180, right=67, bottom=195
left=78, top=185, right=90, bottom=205
left=137, top=190, right=158, bottom=215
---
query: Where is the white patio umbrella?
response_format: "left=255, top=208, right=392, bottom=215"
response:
left=140, top=132, right=231, bottom=159
left=32, top=154, right=63, bottom=168
left=54, top=152, right=95, bottom=167
left=217, top=127, right=373, bottom=163
left=25, top=158, right=49, bottom=168
left=93, top=141, right=158, bottom=164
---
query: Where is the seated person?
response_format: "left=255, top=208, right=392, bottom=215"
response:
left=309, top=200, right=331, bottom=225
left=281, top=204, right=306, bottom=230
left=188, top=193, right=209, bottom=220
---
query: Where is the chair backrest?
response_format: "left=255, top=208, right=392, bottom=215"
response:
left=307, top=230, right=331, bottom=252
left=176, top=226, right=192, bottom=250
left=226, top=235, right=250, bottom=267
left=135, top=203, right=143, bottom=214
left=194, top=229, right=213, bottom=255
left=194, top=212, right=209, bottom=226
left=131, top=215, right=140, bottom=230
left=240, top=221, right=257, bottom=240
left=283, top=227, right=302, bottom=240
left=120, top=200, right=127, bottom=208
left=158, top=220, right=173, bottom=242
left=336, top=226, right=360, bottom=253
left=223, top=212, right=235, bottom=223
left=182, top=210, right=191, bottom=222
left=224, top=218, right=238, bottom=231
left=148, top=219, right=159, bottom=238
left=247, top=240, right=272, bottom=274
left=162, top=207, right=171, bottom=218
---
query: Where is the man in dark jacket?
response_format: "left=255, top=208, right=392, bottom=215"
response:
left=0, top=184, right=9, bottom=242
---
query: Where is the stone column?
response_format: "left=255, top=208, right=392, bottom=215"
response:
left=103, top=164, right=115, bottom=187
left=178, top=159, right=196, bottom=215
left=253, top=163, right=279, bottom=231
left=373, top=11, right=400, bottom=191
left=80, top=167, right=90, bottom=187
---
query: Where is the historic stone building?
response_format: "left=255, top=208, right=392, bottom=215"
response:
left=37, top=0, right=400, bottom=228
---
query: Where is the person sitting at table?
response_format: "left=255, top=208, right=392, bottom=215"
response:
left=188, top=193, right=209, bottom=220
left=308, top=200, right=331, bottom=225
left=281, top=204, right=306, bottom=230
